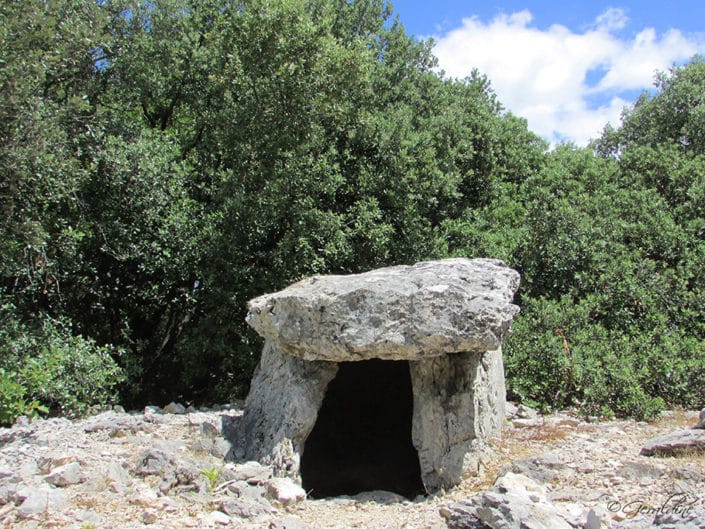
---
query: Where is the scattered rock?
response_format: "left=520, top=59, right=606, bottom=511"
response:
left=45, top=462, right=83, bottom=487
left=511, top=418, right=543, bottom=428
left=350, top=490, right=406, bottom=504
left=75, top=509, right=102, bottom=525
left=16, top=487, right=69, bottom=519
left=695, top=408, right=705, bottom=429
left=586, top=506, right=608, bottom=529
left=652, top=505, right=705, bottom=528
left=269, top=515, right=310, bottom=529
left=208, top=438, right=231, bottom=459
left=0, top=465, right=13, bottom=479
left=205, top=510, right=231, bottom=525
left=142, top=509, right=159, bottom=524
left=0, top=390, right=702, bottom=529
left=36, top=453, right=71, bottom=474
left=504, top=402, right=519, bottom=420
left=640, top=429, right=705, bottom=456
left=200, top=421, right=219, bottom=438
left=163, top=402, right=187, bottom=415
left=135, top=449, right=176, bottom=477
left=266, top=477, right=307, bottom=506
left=440, top=472, right=574, bottom=529
left=219, top=496, right=273, bottom=518
left=670, top=464, right=704, bottom=483
left=516, top=404, right=540, bottom=420
left=499, top=452, right=572, bottom=484
left=223, top=461, right=272, bottom=485
left=128, top=483, right=160, bottom=507
left=616, top=461, right=666, bottom=481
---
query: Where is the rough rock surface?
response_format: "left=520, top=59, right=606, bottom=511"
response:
left=410, top=349, right=506, bottom=492
left=245, top=258, right=520, bottom=361
left=234, top=258, right=520, bottom=492
left=0, top=405, right=703, bottom=528
left=440, top=472, right=574, bottom=529
left=640, top=429, right=705, bottom=456
left=230, top=342, right=338, bottom=477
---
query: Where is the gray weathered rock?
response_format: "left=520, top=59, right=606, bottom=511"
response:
left=231, top=258, right=520, bottom=493
left=200, top=421, right=220, bottom=438
left=246, top=258, right=520, bottom=362
left=651, top=505, right=705, bottom=529
left=16, top=486, right=69, bottom=519
left=163, top=402, right=187, bottom=415
left=410, top=349, right=506, bottom=491
left=515, top=404, right=540, bottom=420
left=616, top=461, right=666, bottom=481
left=670, top=464, right=704, bottom=483
left=504, top=402, right=519, bottom=420
left=268, top=515, right=310, bottom=529
left=640, top=429, right=705, bottom=456
left=585, top=506, right=607, bottom=529
left=499, top=452, right=572, bottom=484
left=204, top=510, right=231, bottom=525
left=220, top=495, right=273, bottom=518
left=135, top=449, right=176, bottom=477
left=610, top=502, right=705, bottom=529
left=695, top=408, right=705, bottom=429
left=223, top=461, right=273, bottom=485
left=230, top=342, right=337, bottom=478
left=440, top=472, right=574, bottom=529
left=266, top=477, right=307, bottom=505
left=45, top=461, right=83, bottom=487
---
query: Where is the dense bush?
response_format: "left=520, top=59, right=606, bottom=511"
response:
left=0, top=1, right=702, bottom=422
left=0, top=305, right=124, bottom=425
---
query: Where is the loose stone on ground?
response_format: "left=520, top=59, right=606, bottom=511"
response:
left=0, top=404, right=702, bottom=528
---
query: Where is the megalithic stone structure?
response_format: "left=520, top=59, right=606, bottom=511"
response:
left=227, top=258, right=520, bottom=495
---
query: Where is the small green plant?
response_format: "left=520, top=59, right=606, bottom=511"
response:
left=0, top=369, right=48, bottom=426
left=200, top=466, right=223, bottom=492
left=0, top=310, right=125, bottom=422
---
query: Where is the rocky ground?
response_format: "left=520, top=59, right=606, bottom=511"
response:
left=0, top=404, right=703, bottom=529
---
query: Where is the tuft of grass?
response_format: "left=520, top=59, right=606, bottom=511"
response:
left=200, top=465, right=223, bottom=492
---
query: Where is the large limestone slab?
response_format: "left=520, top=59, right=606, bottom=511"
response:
left=245, top=258, right=520, bottom=362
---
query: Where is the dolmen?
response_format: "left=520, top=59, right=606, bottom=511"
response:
left=227, top=258, right=520, bottom=498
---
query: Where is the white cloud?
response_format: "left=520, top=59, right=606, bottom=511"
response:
left=595, top=8, right=629, bottom=32
left=432, top=9, right=705, bottom=146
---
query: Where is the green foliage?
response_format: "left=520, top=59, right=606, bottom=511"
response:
left=200, top=466, right=223, bottom=492
left=505, top=296, right=674, bottom=421
left=0, top=1, right=703, bottom=419
left=0, top=369, right=48, bottom=426
left=0, top=304, right=124, bottom=423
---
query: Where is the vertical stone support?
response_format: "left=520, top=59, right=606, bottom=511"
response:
left=233, top=341, right=338, bottom=478
left=409, top=349, right=505, bottom=492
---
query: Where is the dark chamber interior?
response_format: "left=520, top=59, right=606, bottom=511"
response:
left=300, top=359, right=424, bottom=499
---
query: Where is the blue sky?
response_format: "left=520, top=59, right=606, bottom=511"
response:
left=389, top=1, right=705, bottom=145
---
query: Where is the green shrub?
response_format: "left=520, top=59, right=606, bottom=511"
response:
left=0, top=306, right=124, bottom=423
left=505, top=296, right=675, bottom=421
left=0, top=369, right=47, bottom=426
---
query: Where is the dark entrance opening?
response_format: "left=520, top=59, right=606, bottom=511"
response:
left=300, top=359, right=424, bottom=499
